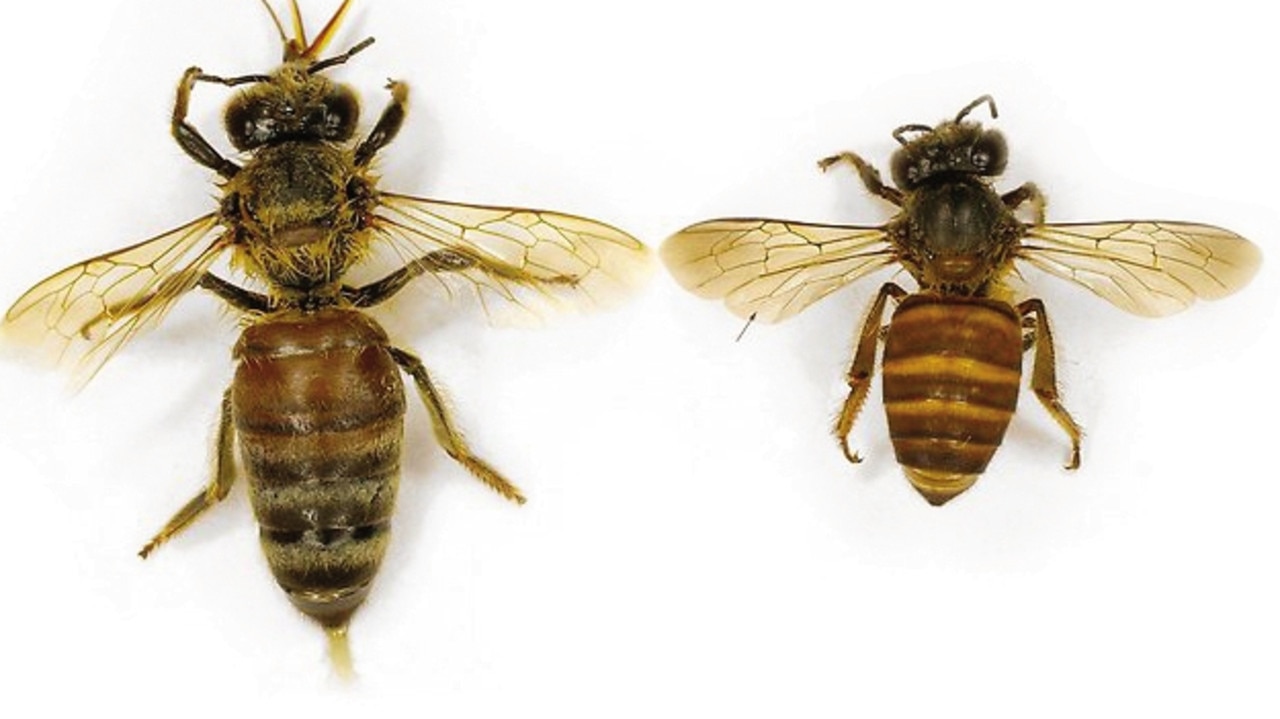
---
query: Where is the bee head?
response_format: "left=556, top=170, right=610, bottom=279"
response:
left=224, top=0, right=370, bottom=151
left=889, top=95, right=1008, bottom=190
left=225, top=72, right=361, bottom=151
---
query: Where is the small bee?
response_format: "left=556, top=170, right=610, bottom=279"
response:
left=2, top=0, right=648, bottom=672
left=662, top=95, right=1260, bottom=506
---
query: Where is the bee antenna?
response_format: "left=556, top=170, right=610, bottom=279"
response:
left=956, top=95, right=998, bottom=123
left=258, top=0, right=290, bottom=47
left=303, top=0, right=356, bottom=60
left=289, top=0, right=309, bottom=48
left=308, top=37, right=376, bottom=74
left=260, top=0, right=310, bottom=60
left=892, top=124, right=933, bottom=146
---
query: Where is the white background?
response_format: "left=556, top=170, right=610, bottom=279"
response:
left=0, top=0, right=1276, bottom=715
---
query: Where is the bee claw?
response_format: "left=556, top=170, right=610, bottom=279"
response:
left=840, top=443, right=864, bottom=465
left=1064, top=448, right=1081, bottom=471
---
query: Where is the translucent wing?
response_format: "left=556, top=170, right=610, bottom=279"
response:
left=2, top=214, right=228, bottom=382
left=369, top=193, right=651, bottom=318
left=661, top=218, right=897, bottom=323
left=1019, top=221, right=1261, bottom=317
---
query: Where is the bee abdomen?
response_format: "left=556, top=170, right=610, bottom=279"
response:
left=232, top=308, right=406, bottom=627
left=882, top=296, right=1022, bottom=505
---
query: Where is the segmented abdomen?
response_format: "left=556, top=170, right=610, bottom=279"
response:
left=881, top=296, right=1022, bottom=505
left=232, top=308, right=405, bottom=627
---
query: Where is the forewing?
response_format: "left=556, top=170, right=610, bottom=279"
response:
left=370, top=193, right=651, bottom=319
left=2, top=214, right=228, bottom=382
left=661, top=218, right=896, bottom=322
left=1019, top=221, right=1261, bottom=317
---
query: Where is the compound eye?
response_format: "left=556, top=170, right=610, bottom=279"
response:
left=889, top=149, right=916, bottom=189
left=225, top=98, right=277, bottom=151
left=320, top=88, right=359, bottom=141
left=971, top=131, right=1008, bottom=175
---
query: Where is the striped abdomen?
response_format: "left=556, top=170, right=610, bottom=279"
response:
left=882, top=295, right=1023, bottom=505
left=232, top=308, right=405, bottom=629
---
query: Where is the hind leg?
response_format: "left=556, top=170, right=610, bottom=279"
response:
left=139, top=389, right=236, bottom=558
left=1017, top=299, right=1082, bottom=469
left=388, top=346, right=526, bottom=505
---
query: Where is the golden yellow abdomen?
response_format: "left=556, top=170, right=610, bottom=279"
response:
left=882, top=296, right=1022, bottom=505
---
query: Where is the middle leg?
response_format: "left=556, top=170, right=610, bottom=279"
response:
left=817, top=151, right=905, bottom=206
left=1002, top=182, right=1046, bottom=225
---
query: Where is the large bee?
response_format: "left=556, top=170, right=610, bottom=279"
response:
left=662, top=95, right=1260, bottom=506
left=2, top=0, right=648, bottom=671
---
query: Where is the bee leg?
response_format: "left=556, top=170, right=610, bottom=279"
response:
left=343, top=247, right=577, bottom=308
left=343, top=250, right=481, bottom=308
left=1016, top=299, right=1082, bottom=470
left=387, top=347, right=527, bottom=505
left=171, top=67, right=242, bottom=179
left=139, top=389, right=237, bottom=558
left=1002, top=182, right=1046, bottom=225
left=835, top=283, right=907, bottom=464
left=76, top=273, right=269, bottom=340
left=354, top=80, right=409, bottom=167
left=197, top=273, right=272, bottom=312
left=307, top=37, right=377, bottom=75
left=817, top=151, right=905, bottom=206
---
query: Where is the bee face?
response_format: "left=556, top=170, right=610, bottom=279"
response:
left=890, top=122, right=1008, bottom=190
left=224, top=68, right=360, bottom=151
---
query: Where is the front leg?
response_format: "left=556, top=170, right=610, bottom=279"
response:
left=817, top=151, right=905, bottom=206
left=355, top=80, right=409, bottom=167
left=171, top=67, right=242, bottom=179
